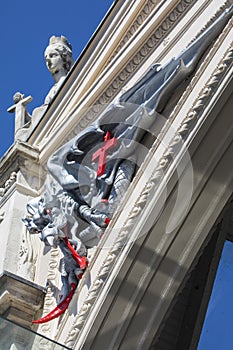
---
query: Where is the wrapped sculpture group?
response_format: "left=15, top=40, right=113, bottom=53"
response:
left=22, top=5, right=233, bottom=324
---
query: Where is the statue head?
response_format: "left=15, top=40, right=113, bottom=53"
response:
left=44, top=35, right=74, bottom=76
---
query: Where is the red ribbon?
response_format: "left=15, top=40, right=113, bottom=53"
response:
left=32, top=283, right=78, bottom=324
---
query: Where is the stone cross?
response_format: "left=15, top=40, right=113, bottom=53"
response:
left=7, top=92, right=32, bottom=137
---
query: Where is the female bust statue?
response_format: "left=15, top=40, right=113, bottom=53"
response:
left=30, top=35, right=74, bottom=121
left=43, top=35, right=74, bottom=105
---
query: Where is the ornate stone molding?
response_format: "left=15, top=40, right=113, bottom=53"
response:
left=0, top=172, right=17, bottom=197
left=64, top=28, right=233, bottom=349
left=186, top=0, right=232, bottom=44
left=110, top=0, right=197, bottom=62
left=97, top=0, right=231, bottom=120
left=18, top=228, right=39, bottom=280
left=176, top=23, right=233, bottom=138
left=64, top=0, right=196, bottom=143
left=109, top=0, right=162, bottom=61
left=38, top=247, right=60, bottom=349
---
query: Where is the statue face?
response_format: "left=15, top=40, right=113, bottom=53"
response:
left=44, top=46, right=64, bottom=74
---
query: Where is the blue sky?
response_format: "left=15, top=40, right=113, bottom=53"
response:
left=198, top=240, right=233, bottom=349
left=0, top=0, right=114, bottom=158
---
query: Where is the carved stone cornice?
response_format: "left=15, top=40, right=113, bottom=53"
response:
left=111, top=0, right=161, bottom=59
left=63, top=0, right=197, bottom=143
left=109, top=0, right=166, bottom=63
left=90, top=0, right=231, bottom=123
left=174, top=21, right=233, bottom=138
left=0, top=141, right=39, bottom=188
left=64, top=27, right=233, bottom=350
left=110, top=0, right=197, bottom=62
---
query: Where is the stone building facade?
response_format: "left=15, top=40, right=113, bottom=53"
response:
left=0, top=0, right=233, bottom=349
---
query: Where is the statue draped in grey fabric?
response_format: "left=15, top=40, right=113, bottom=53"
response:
left=22, top=5, right=233, bottom=324
left=47, top=5, right=233, bottom=230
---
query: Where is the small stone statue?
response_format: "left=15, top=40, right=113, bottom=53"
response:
left=7, top=92, right=32, bottom=140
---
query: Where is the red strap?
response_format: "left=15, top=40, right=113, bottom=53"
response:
left=32, top=283, right=77, bottom=324
left=63, top=237, right=88, bottom=269
left=92, top=131, right=117, bottom=176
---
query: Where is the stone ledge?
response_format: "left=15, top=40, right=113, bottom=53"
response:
left=0, top=141, right=39, bottom=188
left=0, top=271, right=46, bottom=329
